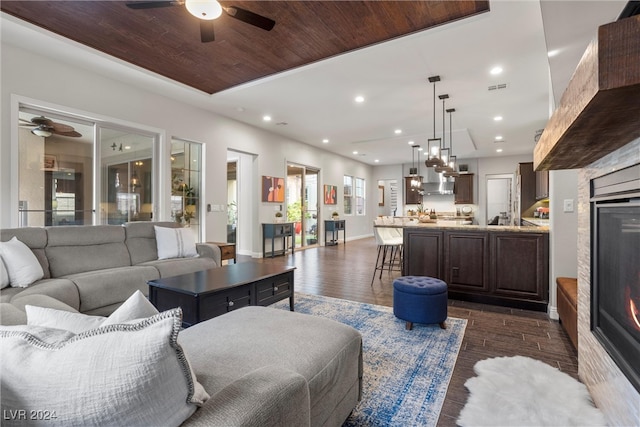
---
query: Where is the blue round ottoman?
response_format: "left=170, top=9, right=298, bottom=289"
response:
left=393, top=276, right=448, bottom=330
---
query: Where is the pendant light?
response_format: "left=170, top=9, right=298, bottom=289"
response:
left=435, top=94, right=451, bottom=173
left=425, top=75, right=443, bottom=168
left=409, top=145, right=423, bottom=190
left=443, top=108, right=460, bottom=178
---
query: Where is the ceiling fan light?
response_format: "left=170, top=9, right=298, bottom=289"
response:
left=185, top=0, right=222, bottom=20
left=31, top=128, right=52, bottom=138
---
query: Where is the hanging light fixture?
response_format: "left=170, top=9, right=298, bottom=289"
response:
left=435, top=94, right=452, bottom=173
left=425, top=75, right=443, bottom=167
left=444, top=108, right=460, bottom=178
left=409, top=145, right=423, bottom=191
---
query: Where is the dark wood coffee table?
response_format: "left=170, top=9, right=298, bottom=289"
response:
left=148, top=262, right=295, bottom=327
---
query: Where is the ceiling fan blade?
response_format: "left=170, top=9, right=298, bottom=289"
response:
left=48, top=122, right=75, bottom=133
left=126, top=1, right=182, bottom=10
left=53, top=130, right=82, bottom=138
left=200, top=20, right=215, bottom=43
left=223, top=6, right=275, bottom=31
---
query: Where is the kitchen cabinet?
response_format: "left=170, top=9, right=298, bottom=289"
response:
left=404, top=176, right=423, bottom=205
left=445, top=231, right=489, bottom=292
left=535, top=170, right=549, bottom=200
left=404, top=227, right=549, bottom=311
left=490, top=232, right=548, bottom=302
left=454, top=173, right=474, bottom=204
left=403, top=230, right=443, bottom=278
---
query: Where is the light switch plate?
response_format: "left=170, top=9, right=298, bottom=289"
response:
left=563, top=199, right=574, bottom=213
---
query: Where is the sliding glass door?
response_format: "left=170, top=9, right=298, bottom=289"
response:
left=286, top=163, right=319, bottom=248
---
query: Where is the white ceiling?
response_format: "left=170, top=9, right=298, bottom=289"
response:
left=2, top=1, right=627, bottom=166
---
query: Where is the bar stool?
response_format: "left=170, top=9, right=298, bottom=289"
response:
left=370, top=225, right=403, bottom=286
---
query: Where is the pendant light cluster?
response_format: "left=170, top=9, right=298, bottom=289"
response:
left=409, top=144, right=423, bottom=193
left=424, top=75, right=459, bottom=178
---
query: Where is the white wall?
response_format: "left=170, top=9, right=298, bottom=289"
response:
left=1, top=43, right=375, bottom=255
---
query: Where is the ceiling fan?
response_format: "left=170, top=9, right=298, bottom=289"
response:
left=19, top=116, right=82, bottom=138
left=126, top=0, right=276, bottom=43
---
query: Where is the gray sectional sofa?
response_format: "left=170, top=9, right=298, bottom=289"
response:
left=1, top=222, right=363, bottom=426
left=0, top=221, right=221, bottom=325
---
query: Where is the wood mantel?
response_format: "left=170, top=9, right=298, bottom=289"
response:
left=534, top=15, right=640, bottom=171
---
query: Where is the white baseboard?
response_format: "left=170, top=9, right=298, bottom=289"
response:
left=548, top=305, right=559, bottom=320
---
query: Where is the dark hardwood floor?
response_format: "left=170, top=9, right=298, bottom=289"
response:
left=239, top=237, right=578, bottom=426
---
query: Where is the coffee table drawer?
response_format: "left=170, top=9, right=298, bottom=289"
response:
left=256, top=272, right=293, bottom=306
left=200, top=287, right=252, bottom=321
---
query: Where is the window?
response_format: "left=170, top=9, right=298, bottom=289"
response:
left=343, top=175, right=353, bottom=215
left=171, top=139, right=202, bottom=241
left=355, top=177, right=365, bottom=215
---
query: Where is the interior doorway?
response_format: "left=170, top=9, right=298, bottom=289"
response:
left=286, top=163, right=319, bottom=248
left=227, top=160, right=237, bottom=243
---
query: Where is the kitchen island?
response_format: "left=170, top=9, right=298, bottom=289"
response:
left=397, top=223, right=549, bottom=311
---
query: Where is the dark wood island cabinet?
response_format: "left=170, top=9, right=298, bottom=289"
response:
left=404, top=225, right=549, bottom=311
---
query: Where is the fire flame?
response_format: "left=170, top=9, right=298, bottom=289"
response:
left=625, top=285, right=640, bottom=332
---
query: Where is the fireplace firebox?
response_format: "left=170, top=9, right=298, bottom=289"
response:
left=590, top=164, right=640, bottom=393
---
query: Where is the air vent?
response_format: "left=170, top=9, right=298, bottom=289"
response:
left=488, top=83, right=508, bottom=91
left=275, top=122, right=288, bottom=126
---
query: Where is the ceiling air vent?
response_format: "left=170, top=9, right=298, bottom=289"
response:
left=488, top=83, right=508, bottom=91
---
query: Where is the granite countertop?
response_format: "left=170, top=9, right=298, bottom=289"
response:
left=380, top=222, right=549, bottom=233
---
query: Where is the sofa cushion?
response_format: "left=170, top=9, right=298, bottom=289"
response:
left=0, top=227, right=50, bottom=279
left=154, top=226, right=199, bottom=259
left=0, top=303, right=27, bottom=325
left=142, top=257, right=217, bottom=278
left=45, top=225, right=131, bottom=277
left=10, top=278, right=81, bottom=311
left=65, top=265, right=159, bottom=313
left=0, top=308, right=209, bottom=427
left=0, top=237, right=45, bottom=287
left=124, top=221, right=182, bottom=265
left=179, top=306, right=362, bottom=427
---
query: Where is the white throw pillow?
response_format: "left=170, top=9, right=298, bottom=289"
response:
left=0, top=258, right=9, bottom=289
left=26, top=305, right=106, bottom=334
left=154, top=226, right=199, bottom=260
left=0, top=308, right=210, bottom=427
left=102, top=290, right=159, bottom=326
left=26, top=290, right=160, bottom=333
left=0, top=237, right=44, bottom=287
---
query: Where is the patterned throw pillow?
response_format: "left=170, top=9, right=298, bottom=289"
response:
left=1, top=308, right=209, bottom=427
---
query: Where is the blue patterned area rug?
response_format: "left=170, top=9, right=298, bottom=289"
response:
left=272, top=293, right=467, bottom=426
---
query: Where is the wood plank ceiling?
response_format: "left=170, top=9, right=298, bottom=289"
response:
left=2, top=1, right=489, bottom=94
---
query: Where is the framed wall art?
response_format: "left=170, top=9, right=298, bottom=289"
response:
left=262, top=176, right=284, bottom=202
left=324, top=184, right=337, bottom=205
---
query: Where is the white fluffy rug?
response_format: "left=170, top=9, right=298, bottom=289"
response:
left=458, top=356, right=607, bottom=427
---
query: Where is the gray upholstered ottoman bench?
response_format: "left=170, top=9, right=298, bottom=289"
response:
left=393, top=276, right=448, bottom=330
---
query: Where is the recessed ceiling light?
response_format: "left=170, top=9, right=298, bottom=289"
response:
left=263, top=115, right=272, bottom=122
left=496, top=148, right=503, bottom=153
left=322, top=139, right=329, bottom=144
left=374, top=159, right=380, bottom=163
left=495, top=135, right=503, bottom=141
left=490, top=66, right=503, bottom=75
left=124, top=145, right=131, bottom=150
left=548, top=49, right=559, bottom=58
left=355, top=95, right=365, bottom=103
left=353, top=151, right=358, bottom=155
left=494, top=116, right=503, bottom=121
left=394, top=129, right=402, bottom=134
left=408, top=140, right=415, bottom=145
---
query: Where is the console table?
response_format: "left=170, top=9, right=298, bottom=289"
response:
left=262, top=222, right=295, bottom=257
left=324, top=219, right=346, bottom=246
left=148, top=263, right=295, bottom=327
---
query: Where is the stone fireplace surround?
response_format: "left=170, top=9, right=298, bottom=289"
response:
left=578, top=137, right=640, bottom=426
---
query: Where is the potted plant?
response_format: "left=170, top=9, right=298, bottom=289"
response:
left=331, top=211, right=339, bottom=220
left=274, top=211, right=284, bottom=222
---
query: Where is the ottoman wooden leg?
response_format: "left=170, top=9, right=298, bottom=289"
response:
left=439, top=321, right=446, bottom=329
left=406, top=321, right=413, bottom=330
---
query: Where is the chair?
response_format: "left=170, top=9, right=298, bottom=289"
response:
left=370, top=225, right=403, bottom=286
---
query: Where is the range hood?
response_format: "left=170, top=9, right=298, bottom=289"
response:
left=421, top=167, right=454, bottom=195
